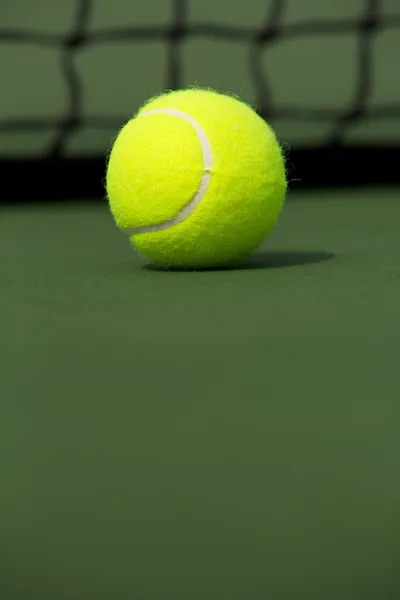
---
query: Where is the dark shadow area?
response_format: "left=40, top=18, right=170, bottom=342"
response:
left=1, top=146, right=400, bottom=203
left=145, top=250, right=335, bottom=272
left=241, top=250, right=335, bottom=270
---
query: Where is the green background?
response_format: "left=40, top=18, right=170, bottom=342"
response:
left=1, top=0, right=400, bottom=156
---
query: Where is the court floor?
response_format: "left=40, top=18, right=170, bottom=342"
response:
left=1, top=186, right=399, bottom=599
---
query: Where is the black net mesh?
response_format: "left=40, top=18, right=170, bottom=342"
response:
left=1, top=0, right=399, bottom=200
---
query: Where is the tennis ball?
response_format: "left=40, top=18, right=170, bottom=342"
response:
left=106, top=88, right=287, bottom=269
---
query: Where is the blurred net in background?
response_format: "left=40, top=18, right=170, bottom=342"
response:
left=0, top=0, right=399, bottom=200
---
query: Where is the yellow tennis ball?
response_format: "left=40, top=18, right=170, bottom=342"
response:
left=106, top=89, right=287, bottom=269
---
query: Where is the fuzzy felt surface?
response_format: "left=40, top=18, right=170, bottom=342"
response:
left=106, top=89, right=287, bottom=269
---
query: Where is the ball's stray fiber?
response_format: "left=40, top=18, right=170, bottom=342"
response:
left=106, top=89, right=287, bottom=269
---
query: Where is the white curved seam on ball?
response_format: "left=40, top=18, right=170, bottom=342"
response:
left=123, top=108, right=213, bottom=236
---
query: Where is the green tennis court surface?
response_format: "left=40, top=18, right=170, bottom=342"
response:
left=1, top=187, right=399, bottom=600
